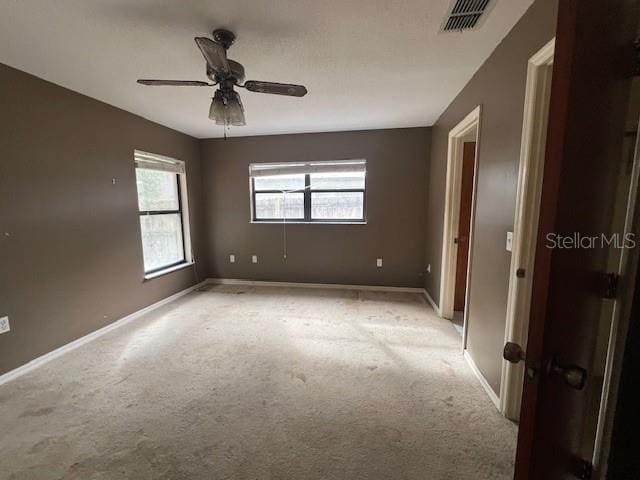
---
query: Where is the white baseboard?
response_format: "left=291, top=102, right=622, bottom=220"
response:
left=463, top=350, right=501, bottom=410
left=206, top=278, right=425, bottom=294
left=422, top=289, right=441, bottom=316
left=0, top=280, right=207, bottom=386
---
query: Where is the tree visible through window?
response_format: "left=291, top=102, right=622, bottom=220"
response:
left=135, top=152, right=188, bottom=274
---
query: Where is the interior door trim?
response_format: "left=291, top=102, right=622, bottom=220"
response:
left=500, top=38, right=555, bottom=421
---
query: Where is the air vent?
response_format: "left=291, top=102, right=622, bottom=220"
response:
left=441, top=0, right=493, bottom=32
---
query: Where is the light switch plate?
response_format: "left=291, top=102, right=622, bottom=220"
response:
left=0, top=316, right=10, bottom=334
left=252, top=255, right=258, bottom=264
left=376, top=258, right=383, bottom=268
left=229, top=254, right=235, bottom=263
left=506, top=231, right=513, bottom=252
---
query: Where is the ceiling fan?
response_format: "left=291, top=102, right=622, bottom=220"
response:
left=137, top=29, right=308, bottom=127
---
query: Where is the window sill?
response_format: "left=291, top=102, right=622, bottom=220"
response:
left=250, top=221, right=367, bottom=225
left=144, top=261, right=195, bottom=281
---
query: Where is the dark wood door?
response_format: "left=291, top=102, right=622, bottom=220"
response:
left=515, top=1, right=639, bottom=479
left=454, top=142, right=476, bottom=311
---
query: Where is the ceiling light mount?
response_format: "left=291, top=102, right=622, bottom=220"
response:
left=212, top=29, right=236, bottom=50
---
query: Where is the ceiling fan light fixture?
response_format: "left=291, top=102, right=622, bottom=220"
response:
left=209, top=91, right=227, bottom=125
left=225, top=91, right=246, bottom=126
left=209, top=90, right=245, bottom=126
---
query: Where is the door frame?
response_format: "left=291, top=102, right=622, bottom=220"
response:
left=439, top=105, right=481, bottom=340
left=592, top=115, right=640, bottom=477
left=500, top=39, right=555, bottom=421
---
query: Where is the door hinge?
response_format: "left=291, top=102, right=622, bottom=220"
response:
left=600, top=272, right=619, bottom=299
left=635, top=37, right=640, bottom=76
left=578, top=459, right=593, bottom=479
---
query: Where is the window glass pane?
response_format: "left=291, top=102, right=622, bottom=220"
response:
left=254, top=174, right=305, bottom=191
left=255, top=192, right=304, bottom=219
left=136, top=168, right=179, bottom=211
left=311, top=192, right=364, bottom=220
left=140, top=213, right=184, bottom=272
left=310, top=172, right=365, bottom=190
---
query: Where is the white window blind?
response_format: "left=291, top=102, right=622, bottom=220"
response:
left=249, top=159, right=367, bottom=223
left=249, top=159, right=366, bottom=178
left=135, top=150, right=185, bottom=174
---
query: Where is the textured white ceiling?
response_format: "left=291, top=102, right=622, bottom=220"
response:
left=0, top=0, right=533, bottom=139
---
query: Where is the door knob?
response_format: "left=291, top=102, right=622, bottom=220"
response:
left=548, top=357, right=587, bottom=390
left=503, top=341, right=526, bottom=364
left=503, top=342, right=539, bottom=381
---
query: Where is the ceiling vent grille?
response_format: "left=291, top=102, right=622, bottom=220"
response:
left=441, top=0, right=493, bottom=32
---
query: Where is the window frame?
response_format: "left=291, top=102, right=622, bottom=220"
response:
left=134, top=150, right=193, bottom=278
left=250, top=171, right=367, bottom=223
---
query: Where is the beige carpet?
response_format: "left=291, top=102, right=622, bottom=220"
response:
left=0, top=285, right=517, bottom=479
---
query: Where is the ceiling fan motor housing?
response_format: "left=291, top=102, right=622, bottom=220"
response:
left=212, top=29, right=236, bottom=50
left=206, top=59, right=245, bottom=84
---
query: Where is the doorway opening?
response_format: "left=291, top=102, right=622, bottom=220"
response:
left=439, top=106, right=481, bottom=343
left=452, top=139, right=476, bottom=335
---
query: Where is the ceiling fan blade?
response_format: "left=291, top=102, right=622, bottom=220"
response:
left=195, top=37, right=231, bottom=77
left=137, top=79, right=212, bottom=86
left=243, top=81, right=307, bottom=97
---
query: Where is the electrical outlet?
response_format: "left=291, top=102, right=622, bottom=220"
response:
left=252, top=255, right=258, bottom=264
left=0, top=316, right=10, bottom=334
left=229, top=254, right=235, bottom=263
left=376, top=258, right=383, bottom=268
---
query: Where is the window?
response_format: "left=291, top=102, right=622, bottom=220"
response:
left=135, top=151, right=192, bottom=276
left=250, top=160, right=366, bottom=223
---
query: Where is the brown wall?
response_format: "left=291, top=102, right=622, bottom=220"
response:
left=424, top=0, right=558, bottom=393
left=1, top=1, right=555, bottom=380
left=200, top=128, right=430, bottom=287
left=0, top=63, right=206, bottom=375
